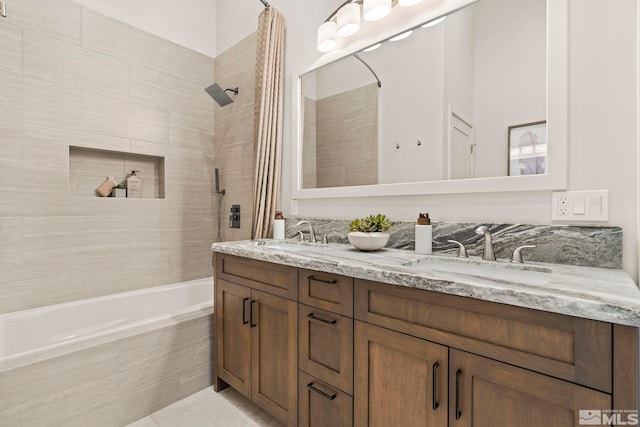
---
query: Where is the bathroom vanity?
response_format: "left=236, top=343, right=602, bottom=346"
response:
left=212, top=241, right=640, bottom=427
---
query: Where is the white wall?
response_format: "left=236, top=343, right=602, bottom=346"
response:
left=472, top=0, right=546, bottom=178
left=73, top=0, right=216, bottom=57
left=216, top=0, right=639, bottom=282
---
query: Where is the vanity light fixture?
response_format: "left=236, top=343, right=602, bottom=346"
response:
left=421, top=16, right=446, bottom=28
left=316, top=0, right=427, bottom=52
left=363, top=0, right=392, bottom=21
left=363, top=43, right=382, bottom=52
left=317, top=21, right=338, bottom=52
left=390, top=30, right=413, bottom=41
left=337, top=2, right=361, bottom=37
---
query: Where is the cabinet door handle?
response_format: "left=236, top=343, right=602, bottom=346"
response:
left=307, top=313, right=337, bottom=325
left=432, top=362, right=439, bottom=410
left=242, top=298, right=249, bottom=325
left=307, top=275, right=337, bottom=284
left=307, top=382, right=336, bottom=401
left=250, top=300, right=257, bottom=328
left=455, top=369, right=462, bottom=420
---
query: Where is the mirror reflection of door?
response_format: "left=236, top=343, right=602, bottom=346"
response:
left=449, top=111, right=474, bottom=180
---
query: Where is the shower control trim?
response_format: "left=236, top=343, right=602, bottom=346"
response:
left=230, top=205, right=241, bottom=229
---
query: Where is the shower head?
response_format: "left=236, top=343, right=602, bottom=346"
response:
left=204, top=83, right=239, bottom=107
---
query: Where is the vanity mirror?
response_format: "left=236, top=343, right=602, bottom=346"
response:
left=292, top=0, right=568, bottom=198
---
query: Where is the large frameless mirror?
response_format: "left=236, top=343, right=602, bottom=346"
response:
left=292, top=0, right=568, bottom=199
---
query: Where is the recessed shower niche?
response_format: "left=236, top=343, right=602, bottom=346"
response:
left=69, top=146, right=165, bottom=198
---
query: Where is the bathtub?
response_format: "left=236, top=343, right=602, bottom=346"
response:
left=0, top=277, right=215, bottom=427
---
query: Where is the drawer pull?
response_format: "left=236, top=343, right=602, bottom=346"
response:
left=307, top=382, right=337, bottom=400
left=242, top=298, right=249, bottom=325
left=432, top=362, right=439, bottom=410
left=455, top=369, right=462, bottom=420
left=307, top=313, right=337, bottom=325
left=307, top=275, right=337, bottom=284
left=250, top=300, right=257, bottom=328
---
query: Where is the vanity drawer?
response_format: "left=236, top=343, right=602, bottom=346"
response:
left=299, top=371, right=353, bottom=427
left=299, top=304, right=354, bottom=394
left=299, top=269, right=354, bottom=316
left=216, top=254, right=297, bottom=300
left=354, top=279, right=612, bottom=393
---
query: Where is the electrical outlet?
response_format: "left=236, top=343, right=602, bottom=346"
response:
left=552, top=190, right=608, bottom=222
left=558, top=197, right=568, bottom=216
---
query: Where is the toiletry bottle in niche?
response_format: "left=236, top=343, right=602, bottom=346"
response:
left=415, top=212, right=432, bottom=255
left=273, top=211, right=285, bottom=240
left=126, top=171, right=141, bottom=198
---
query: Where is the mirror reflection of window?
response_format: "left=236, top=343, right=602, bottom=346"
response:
left=301, top=0, right=546, bottom=189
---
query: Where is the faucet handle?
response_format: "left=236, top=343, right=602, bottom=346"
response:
left=510, top=245, right=536, bottom=263
left=322, top=233, right=329, bottom=244
left=295, top=230, right=305, bottom=242
left=447, top=240, right=469, bottom=258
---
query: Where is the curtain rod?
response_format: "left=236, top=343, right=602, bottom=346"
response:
left=259, top=0, right=270, bottom=7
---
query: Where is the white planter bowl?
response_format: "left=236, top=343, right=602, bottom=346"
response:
left=347, top=232, right=390, bottom=251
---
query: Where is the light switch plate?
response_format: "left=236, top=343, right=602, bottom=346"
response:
left=552, top=190, right=609, bottom=222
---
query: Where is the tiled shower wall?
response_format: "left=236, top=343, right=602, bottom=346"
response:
left=0, top=0, right=216, bottom=314
left=213, top=33, right=257, bottom=242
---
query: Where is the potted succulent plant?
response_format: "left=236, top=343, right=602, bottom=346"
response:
left=347, top=214, right=392, bottom=251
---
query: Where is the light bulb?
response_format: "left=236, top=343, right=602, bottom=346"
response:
left=421, top=16, right=446, bottom=28
left=390, top=30, right=413, bottom=41
left=337, top=3, right=361, bottom=37
left=363, top=43, right=382, bottom=52
left=317, top=21, right=337, bottom=52
left=363, top=0, right=391, bottom=21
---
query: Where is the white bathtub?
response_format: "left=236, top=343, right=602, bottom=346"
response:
left=0, top=277, right=214, bottom=373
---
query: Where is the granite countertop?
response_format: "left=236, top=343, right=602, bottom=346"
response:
left=211, top=239, right=640, bottom=327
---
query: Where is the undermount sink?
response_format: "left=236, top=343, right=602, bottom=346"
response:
left=402, top=254, right=553, bottom=286
left=249, top=239, right=327, bottom=251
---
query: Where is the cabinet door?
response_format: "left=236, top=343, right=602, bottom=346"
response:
left=449, top=349, right=611, bottom=427
left=251, top=289, right=298, bottom=427
left=299, top=304, right=354, bottom=394
left=215, top=279, right=252, bottom=398
left=299, top=371, right=353, bottom=427
left=354, top=321, right=448, bottom=427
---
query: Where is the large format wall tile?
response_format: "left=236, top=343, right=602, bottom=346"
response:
left=81, top=8, right=213, bottom=85
left=213, top=33, right=257, bottom=242
left=0, top=0, right=214, bottom=315
left=0, top=72, right=82, bottom=132
left=82, top=92, right=169, bottom=144
left=4, top=0, right=81, bottom=45
left=0, top=22, right=22, bottom=75
left=130, top=65, right=214, bottom=118
left=23, top=31, right=130, bottom=98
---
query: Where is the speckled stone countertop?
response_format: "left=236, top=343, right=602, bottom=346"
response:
left=211, top=240, right=640, bottom=327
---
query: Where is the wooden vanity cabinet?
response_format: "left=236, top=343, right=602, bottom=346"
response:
left=299, top=371, right=353, bottom=427
left=354, top=321, right=448, bottom=427
left=353, top=278, right=637, bottom=427
left=449, top=349, right=611, bottom=427
left=298, top=270, right=354, bottom=427
left=213, top=255, right=638, bottom=427
left=214, top=255, right=298, bottom=427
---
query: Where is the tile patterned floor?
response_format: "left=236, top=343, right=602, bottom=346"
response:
left=126, top=387, right=283, bottom=427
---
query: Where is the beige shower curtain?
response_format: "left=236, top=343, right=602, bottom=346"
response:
left=252, top=6, right=285, bottom=239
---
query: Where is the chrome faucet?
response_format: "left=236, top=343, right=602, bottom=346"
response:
left=295, top=220, right=317, bottom=243
left=475, top=226, right=496, bottom=261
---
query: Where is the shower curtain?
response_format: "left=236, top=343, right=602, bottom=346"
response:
left=252, top=6, right=285, bottom=239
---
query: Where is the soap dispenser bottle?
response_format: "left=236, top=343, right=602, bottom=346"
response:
left=126, top=170, right=141, bottom=198
left=273, top=211, right=285, bottom=240
left=415, top=212, right=432, bottom=254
